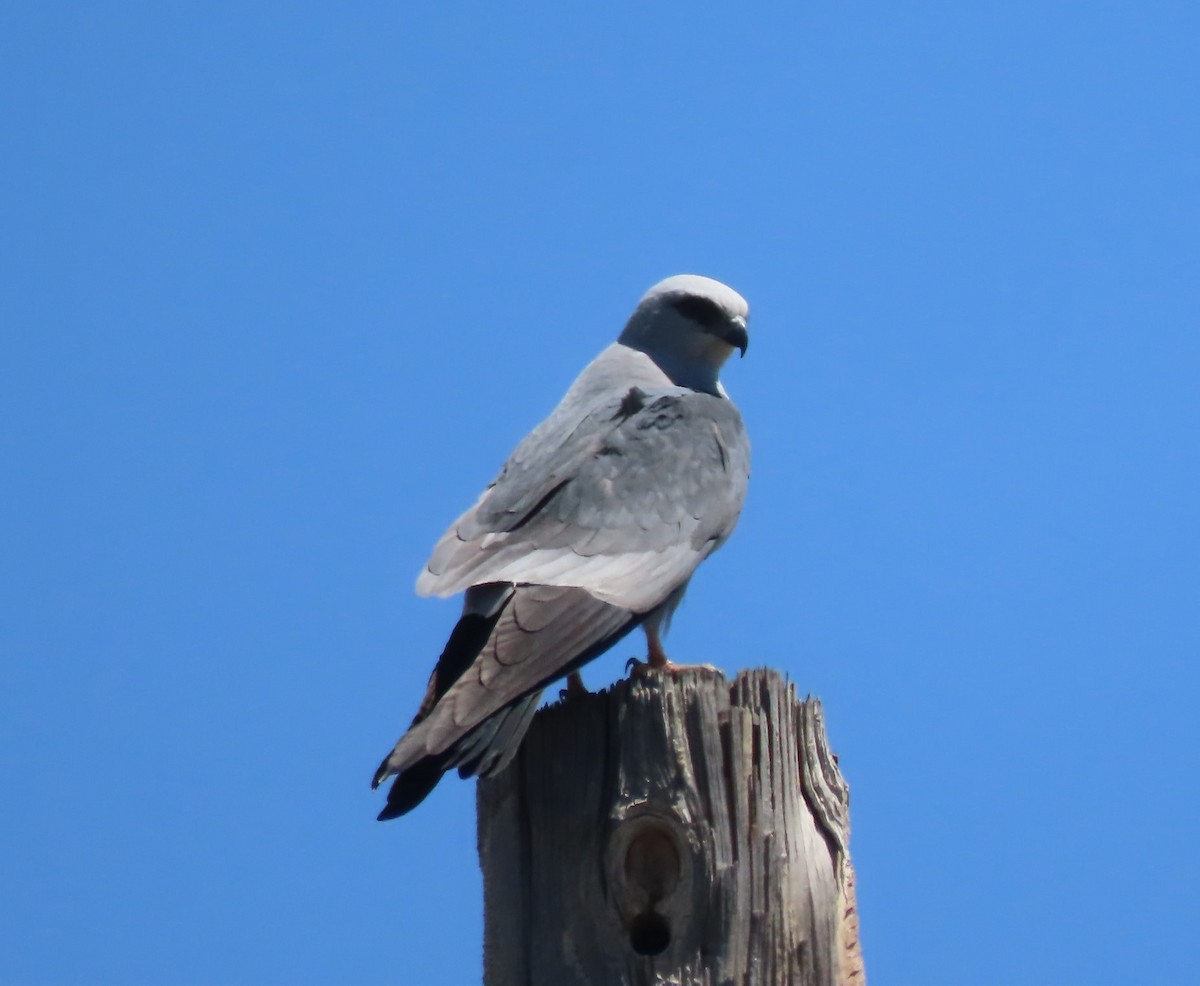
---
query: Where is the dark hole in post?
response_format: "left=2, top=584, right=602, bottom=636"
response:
left=628, top=910, right=671, bottom=956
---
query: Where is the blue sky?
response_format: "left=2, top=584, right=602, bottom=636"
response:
left=2, top=2, right=1197, bottom=983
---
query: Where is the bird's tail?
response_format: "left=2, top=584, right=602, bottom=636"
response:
left=373, top=753, right=447, bottom=820
left=371, top=582, right=642, bottom=820
left=373, top=584, right=540, bottom=820
left=372, top=689, right=544, bottom=820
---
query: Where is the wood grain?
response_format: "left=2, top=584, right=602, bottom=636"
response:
left=477, top=668, right=863, bottom=986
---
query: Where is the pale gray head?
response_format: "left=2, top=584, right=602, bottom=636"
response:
left=617, top=274, right=750, bottom=396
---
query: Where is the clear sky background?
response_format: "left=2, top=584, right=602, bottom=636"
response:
left=3, top=3, right=1198, bottom=984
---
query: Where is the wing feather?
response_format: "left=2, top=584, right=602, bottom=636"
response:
left=381, top=585, right=638, bottom=773
left=418, top=378, right=749, bottom=614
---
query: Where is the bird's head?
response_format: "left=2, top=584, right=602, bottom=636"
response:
left=618, top=274, right=749, bottom=396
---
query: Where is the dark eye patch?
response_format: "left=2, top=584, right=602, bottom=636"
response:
left=670, top=294, right=724, bottom=328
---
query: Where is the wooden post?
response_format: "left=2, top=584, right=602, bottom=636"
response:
left=477, top=668, right=864, bottom=986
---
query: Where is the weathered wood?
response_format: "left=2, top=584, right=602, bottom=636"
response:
left=477, top=668, right=864, bottom=986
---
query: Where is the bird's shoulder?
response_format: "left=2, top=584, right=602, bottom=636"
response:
left=488, top=345, right=746, bottom=511
left=416, top=343, right=748, bottom=600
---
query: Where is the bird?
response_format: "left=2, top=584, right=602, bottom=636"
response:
left=372, top=274, right=751, bottom=820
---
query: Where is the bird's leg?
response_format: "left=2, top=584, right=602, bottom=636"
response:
left=559, top=670, right=589, bottom=700
left=646, top=625, right=671, bottom=669
left=626, top=624, right=722, bottom=677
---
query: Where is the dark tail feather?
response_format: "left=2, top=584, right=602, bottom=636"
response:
left=450, top=689, right=544, bottom=778
left=377, top=754, right=449, bottom=821
left=372, top=586, right=644, bottom=821
left=375, top=692, right=543, bottom=820
left=414, top=596, right=509, bottom=727
left=372, top=588, right=514, bottom=820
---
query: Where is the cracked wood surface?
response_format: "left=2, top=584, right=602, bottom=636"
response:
left=477, top=668, right=864, bottom=986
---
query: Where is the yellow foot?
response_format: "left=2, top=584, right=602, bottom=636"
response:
left=624, top=655, right=723, bottom=677
left=627, top=625, right=723, bottom=677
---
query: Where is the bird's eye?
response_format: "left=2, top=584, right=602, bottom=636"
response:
left=670, top=295, right=724, bottom=329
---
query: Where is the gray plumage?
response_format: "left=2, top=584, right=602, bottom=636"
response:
left=373, top=274, right=751, bottom=819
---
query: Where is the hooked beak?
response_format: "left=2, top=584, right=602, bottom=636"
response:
left=723, top=317, right=749, bottom=358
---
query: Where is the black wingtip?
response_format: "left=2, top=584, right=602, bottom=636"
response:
left=375, top=756, right=447, bottom=821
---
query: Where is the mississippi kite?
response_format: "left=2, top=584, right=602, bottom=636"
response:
left=373, top=274, right=751, bottom=819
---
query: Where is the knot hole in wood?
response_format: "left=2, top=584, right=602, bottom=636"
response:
left=605, top=806, right=693, bottom=958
